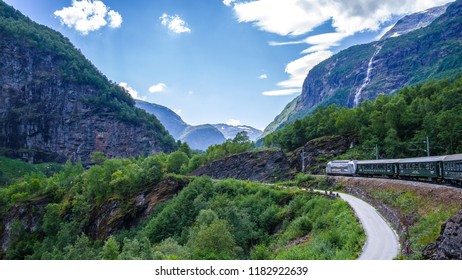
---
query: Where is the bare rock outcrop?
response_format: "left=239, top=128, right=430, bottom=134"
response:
left=423, top=210, right=462, bottom=260
left=191, top=149, right=293, bottom=182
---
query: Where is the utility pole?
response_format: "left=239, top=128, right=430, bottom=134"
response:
left=375, top=144, right=379, bottom=160
left=301, top=149, right=305, bottom=173
left=426, top=136, right=430, bottom=157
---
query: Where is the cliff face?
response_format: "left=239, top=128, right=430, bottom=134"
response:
left=289, top=135, right=357, bottom=174
left=262, top=0, right=462, bottom=139
left=0, top=176, right=190, bottom=252
left=0, top=1, right=176, bottom=165
left=191, top=149, right=293, bottom=182
left=423, top=210, right=462, bottom=260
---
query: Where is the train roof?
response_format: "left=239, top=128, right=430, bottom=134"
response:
left=329, top=160, right=353, bottom=163
left=357, top=159, right=400, bottom=164
left=442, top=154, right=462, bottom=162
left=397, top=155, right=447, bottom=163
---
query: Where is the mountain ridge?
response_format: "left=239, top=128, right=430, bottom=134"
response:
left=261, top=0, right=462, bottom=140
left=0, top=0, right=177, bottom=165
left=135, top=99, right=262, bottom=150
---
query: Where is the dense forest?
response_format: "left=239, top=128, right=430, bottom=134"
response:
left=0, top=149, right=364, bottom=260
left=264, top=77, right=462, bottom=159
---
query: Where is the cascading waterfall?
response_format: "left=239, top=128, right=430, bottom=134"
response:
left=353, top=44, right=382, bottom=107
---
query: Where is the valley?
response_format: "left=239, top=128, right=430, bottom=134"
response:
left=1, top=0, right=462, bottom=261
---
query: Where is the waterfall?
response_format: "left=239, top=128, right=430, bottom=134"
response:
left=353, top=45, right=382, bottom=107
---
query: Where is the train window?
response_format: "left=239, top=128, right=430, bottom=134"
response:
left=426, top=163, right=430, bottom=170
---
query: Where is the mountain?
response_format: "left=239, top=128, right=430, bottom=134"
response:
left=179, top=125, right=226, bottom=151
left=212, top=124, right=262, bottom=141
left=135, top=99, right=262, bottom=150
left=380, top=4, right=449, bottom=40
left=261, top=0, right=462, bottom=139
left=0, top=1, right=177, bottom=165
left=135, top=100, right=188, bottom=140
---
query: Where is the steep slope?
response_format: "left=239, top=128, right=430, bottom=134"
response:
left=262, top=0, right=462, bottom=139
left=135, top=100, right=188, bottom=140
left=0, top=1, right=176, bottom=165
left=179, top=125, right=226, bottom=151
left=212, top=123, right=262, bottom=141
left=380, top=3, right=449, bottom=40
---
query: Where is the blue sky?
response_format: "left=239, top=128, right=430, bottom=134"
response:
left=3, top=0, right=454, bottom=130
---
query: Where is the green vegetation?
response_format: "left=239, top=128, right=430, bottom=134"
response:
left=265, top=77, right=462, bottom=158
left=0, top=151, right=364, bottom=260
left=367, top=188, right=459, bottom=259
left=0, top=156, right=62, bottom=187
left=0, top=1, right=177, bottom=152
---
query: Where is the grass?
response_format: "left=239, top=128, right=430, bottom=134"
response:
left=0, top=156, right=62, bottom=186
left=366, top=187, right=459, bottom=259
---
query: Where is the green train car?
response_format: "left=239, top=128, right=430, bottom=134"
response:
left=397, top=155, right=444, bottom=180
left=442, top=154, right=462, bottom=185
left=328, top=153, right=462, bottom=186
left=356, top=159, right=399, bottom=177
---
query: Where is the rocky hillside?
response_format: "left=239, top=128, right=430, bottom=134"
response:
left=0, top=1, right=176, bottom=165
left=380, top=4, right=449, bottom=40
left=0, top=175, right=190, bottom=252
left=191, top=149, right=293, bottom=182
left=289, top=135, right=357, bottom=174
left=261, top=0, right=462, bottom=139
left=423, top=210, right=462, bottom=260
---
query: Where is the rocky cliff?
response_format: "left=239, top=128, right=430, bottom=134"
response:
left=289, top=135, right=357, bottom=174
left=0, top=175, right=190, bottom=253
left=191, top=149, right=293, bottom=182
left=261, top=0, right=462, bottom=139
left=423, top=210, right=462, bottom=260
left=0, top=1, right=176, bottom=165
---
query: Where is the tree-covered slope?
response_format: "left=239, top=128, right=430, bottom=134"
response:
left=0, top=1, right=177, bottom=165
left=265, top=77, right=462, bottom=159
left=262, top=0, right=462, bottom=138
left=0, top=154, right=364, bottom=260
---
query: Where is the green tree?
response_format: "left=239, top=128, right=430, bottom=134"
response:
left=91, top=152, right=107, bottom=165
left=100, top=237, right=120, bottom=260
left=188, top=219, right=238, bottom=260
left=166, top=151, right=189, bottom=174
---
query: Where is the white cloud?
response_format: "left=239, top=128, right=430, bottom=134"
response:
left=108, top=10, right=122, bottom=28
left=160, top=13, right=191, bottom=34
left=277, top=50, right=333, bottom=89
left=262, top=89, right=300, bottom=96
left=259, top=74, right=268, bottom=79
left=231, top=0, right=453, bottom=97
left=223, top=0, right=236, bottom=6
left=149, top=83, right=167, bottom=93
left=375, top=24, right=395, bottom=40
left=119, top=82, right=138, bottom=99
left=233, top=0, right=453, bottom=37
left=54, top=0, right=122, bottom=35
left=173, top=109, right=182, bottom=116
left=226, top=119, right=242, bottom=126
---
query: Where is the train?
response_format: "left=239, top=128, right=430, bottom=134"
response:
left=326, top=153, right=462, bottom=186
